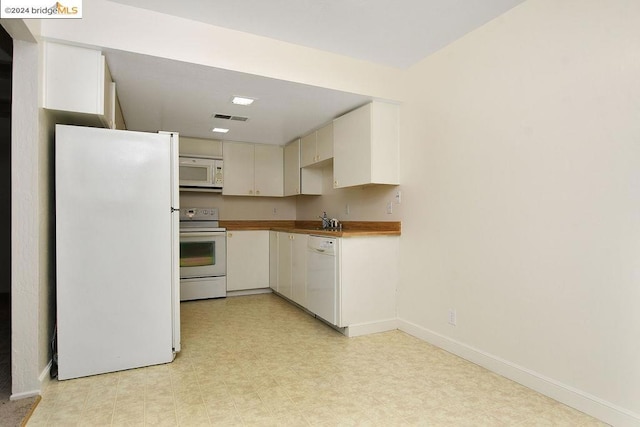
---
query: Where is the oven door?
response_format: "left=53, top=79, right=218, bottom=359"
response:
left=179, top=231, right=226, bottom=278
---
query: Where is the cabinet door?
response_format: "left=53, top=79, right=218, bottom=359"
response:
left=227, top=230, right=269, bottom=291
left=223, top=142, right=255, bottom=196
left=277, top=233, right=293, bottom=298
left=301, top=168, right=322, bottom=195
left=333, top=102, right=399, bottom=188
left=269, top=231, right=279, bottom=292
left=44, top=42, right=105, bottom=115
left=283, top=140, right=300, bottom=196
left=316, top=123, right=333, bottom=163
left=291, top=234, right=308, bottom=307
left=300, top=132, right=317, bottom=167
left=254, top=144, right=283, bottom=197
left=333, top=103, right=372, bottom=188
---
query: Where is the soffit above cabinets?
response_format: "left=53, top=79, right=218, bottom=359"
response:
left=104, top=49, right=371, bottom=145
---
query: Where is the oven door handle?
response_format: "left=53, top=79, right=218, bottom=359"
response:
left=180, top=232, right=226, bottom=238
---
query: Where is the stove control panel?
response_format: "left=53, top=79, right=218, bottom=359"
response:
left=180, top=207, right=219, bottom=222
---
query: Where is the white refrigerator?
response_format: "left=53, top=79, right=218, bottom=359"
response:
left=55, top=124, right=180, bottom=380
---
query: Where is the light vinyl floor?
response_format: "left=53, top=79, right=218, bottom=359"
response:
left=28, top=293, right=605, bottom=426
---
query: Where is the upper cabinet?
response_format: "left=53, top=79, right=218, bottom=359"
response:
left=180, top=136, right=223, bottom=158
left=223, top=142, right=283, bottom=197
left=300, top=122, right=333, bottom=167
left=284, top=139, right=322, bottom=196
left=42, top=42, right=125, bottom=130
left=284, top=139, right=301, bottom=196
left=333, top=101, right=399, bottom=189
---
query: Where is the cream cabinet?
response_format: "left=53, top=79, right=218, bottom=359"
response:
left=333, top=101, right=399, bottom=188
left=43, top=42, right=124, bottom=130
left=283, top=139, right=300, bottom=196
left=227, top=230, right=270, bottom=291
left=269, top=231, right=279, bottom=292
left=337, top=236, right=399, bottom=336
left=223, top=142, right=283, bottom=196
left=290, top=233, right=308, bottom=307
left=269, top=231, right=399, bottom=337
left=276, top=233, right=293, bottom=299
left=284, top=139, right=322, bottom=196
left=300, top=122, right=333, bottom=167
left=273, top=232, right=308, bottom=306
left=180, top=137, right=223, bottom=158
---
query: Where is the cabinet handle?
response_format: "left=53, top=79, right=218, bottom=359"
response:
left=228, top=233, right=233, bottom=238
left=256, top=190, right=261, bottom=195
left=248, top=190, right=253, bottom=194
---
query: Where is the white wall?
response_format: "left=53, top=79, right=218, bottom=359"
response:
left=180, top=193, right=297, bottom=221
left=11, top=38, right=49, bottom=399
left=398, top=1, right=640, bottom=425
left=295, top=165, right=402, bottom=222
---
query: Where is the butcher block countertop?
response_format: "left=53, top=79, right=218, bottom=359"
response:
left=219, top=220, right=401, bottom=237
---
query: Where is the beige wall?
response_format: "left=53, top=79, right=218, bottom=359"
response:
left=11, top=37, right=51, bottom=398
left=180, top=192, right=297, bottom=221
left=398, top=0, right=640, bottom=423
left=295, top=165, right=402, bottom=222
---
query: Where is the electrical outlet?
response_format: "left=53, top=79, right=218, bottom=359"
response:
left=345, top=203, right=350, bottom=215
left=396, top=190, right=402, bottom=204
left=272, top=207, right=277, bottom=216
left=448, top=309, right=457, bottom=326
left=386, top=202, right=393, bottom=214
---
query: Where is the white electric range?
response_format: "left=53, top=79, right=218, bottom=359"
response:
left=179, top=207, right=226, bottom=300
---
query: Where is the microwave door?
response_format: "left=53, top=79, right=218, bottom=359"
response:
left=179, top=157, right=215, bottom=188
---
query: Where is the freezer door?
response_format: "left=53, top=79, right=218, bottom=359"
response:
left=56, top=124, right=176, bottom=380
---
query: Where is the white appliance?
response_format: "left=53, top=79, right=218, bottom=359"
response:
left=55, top=124, right=180, bottom=380
left=179, top=156, right=223, bottom=189
left=307, top=236, right=338, bottom=325
left=179, top=207, right=227, bottom=300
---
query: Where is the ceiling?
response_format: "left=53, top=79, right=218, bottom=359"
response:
left=104, top=0, right=526, bottom=145
left=105, top=50, right=371, bottom=144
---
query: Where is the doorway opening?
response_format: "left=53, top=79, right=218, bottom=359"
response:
left=0, top=24, right=13, bottom=400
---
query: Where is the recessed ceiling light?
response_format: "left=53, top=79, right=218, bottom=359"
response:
left=212, top=128, right=229, bottom=133
left=231, top=96, right=256, bottom=106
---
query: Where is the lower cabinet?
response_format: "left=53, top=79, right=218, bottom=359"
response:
left=269, top=231, right=399, bottom=337
left=227, top=230, right=269, bottom=291
left=337, top=236, right=399, bottom=335
left=274, top=232, right=308, bottom=305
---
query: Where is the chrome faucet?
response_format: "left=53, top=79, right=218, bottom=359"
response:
left=319, top=211, right=330, bottom=229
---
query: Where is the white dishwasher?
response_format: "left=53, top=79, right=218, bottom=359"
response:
left=307, top=236, right=338, bottom=325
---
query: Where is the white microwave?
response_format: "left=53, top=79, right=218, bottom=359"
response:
left=179, top=156, right=223, bottom=189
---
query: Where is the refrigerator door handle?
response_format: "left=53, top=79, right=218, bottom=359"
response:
left=171, top=207, right=180, bottom=212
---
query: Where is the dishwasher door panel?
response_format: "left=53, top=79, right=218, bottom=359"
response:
left=307, top=237, right=337, bottom=325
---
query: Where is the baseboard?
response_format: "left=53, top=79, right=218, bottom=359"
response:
left=226, top=288, right=272, bottom=297
left=345, top=318, right=399, bottom=337
left=38, top=360, right=52, bottom=388
left=10, top=390, right=40, bottom=401
left=398, top=318, right=640, bottom=427
left=9, top=361, right=51, bottom=401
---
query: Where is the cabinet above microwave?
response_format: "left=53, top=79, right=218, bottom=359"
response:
left=179, top=156, right=223, bottom=191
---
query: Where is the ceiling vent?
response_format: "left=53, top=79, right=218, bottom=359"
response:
left=213, top=113, right=249, bottom=122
